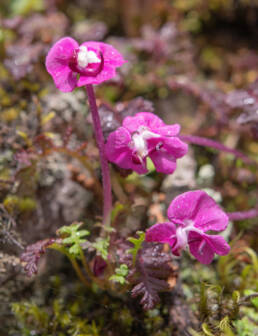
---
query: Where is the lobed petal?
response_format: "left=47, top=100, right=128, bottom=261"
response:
left=81, top=41, right=126, bottom=67
left=51, top=66, right=77, bottom=92
left=46, top=37, right=79, bottom=91
left=105, top=127, right=148, bottom=174
left=167, top=190, right=228, bottom=232
left=188, top=232, right=215, bottom=264
left=145, top=222, right=177, bottom=247
left=188, top=231, right=230, bottom=264
left=162, top=137, right=188, bottom=159
left=77, top=41, right=126, bottom=85
left=149, top=150, right=177, bottom=174
left=155, top=124, right=181, bottom=137
left=123, top=112, right=165, bottom=133
left=105, top=127, right=131, bottom=160
left=194, top=204, right=229, bottom=233
left=78, top=64, right=117, bottom=86
left=203, top=234, right=230, bottom=256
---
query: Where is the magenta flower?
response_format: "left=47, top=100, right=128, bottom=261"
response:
left=146, top=190, right=230, bottom=264
left=105, top=112, right=188, bottom=174
left=46, top=37, right=126, bottom=92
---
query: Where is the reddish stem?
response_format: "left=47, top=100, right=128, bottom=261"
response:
left=86, top=84, right=112, bottom=225
left=179, top=134, right=254, bottom=165
left=227, top=209, right=258, bottom=221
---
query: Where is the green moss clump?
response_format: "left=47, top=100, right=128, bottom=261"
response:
left=11, top=299, right=102, bottom=336
left=4, top=195, right=36, bottom=214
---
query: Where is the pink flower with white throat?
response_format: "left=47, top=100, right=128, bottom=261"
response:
left=146, top=190, right=230, bottom=264
left=46, top=37, right=126, bottom=92
left=105, top=112, right=188, bottom=174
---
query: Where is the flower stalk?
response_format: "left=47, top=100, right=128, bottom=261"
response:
left=68, top=255, right=91, bottom=288
left=86, top=84, right=112, bottom=226
left=227, top=209, right=258, bottom=221
left=179, top=134, right=254, bottom=164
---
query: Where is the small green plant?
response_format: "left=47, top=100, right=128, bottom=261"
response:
left=12, top=299, right=101, bottom=336
left=127, top=231, right=145, bottom=265
left=189, top=279, right=258, bottom=336
left=92, top=237, right=110, bottom=260
left=109, top=264, right=129, bottom=284
left=58, top=222, right=90, bottom=257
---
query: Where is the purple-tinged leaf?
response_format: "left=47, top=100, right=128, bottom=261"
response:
left=131, top=242, right=178, bottom=310
left=168, top=78, right=229, bottom=124
left=92, top=255, right=107, bottom=277
left=4, top=43, right=45, bottom=79
left=20, top=238, right=60, bottom=277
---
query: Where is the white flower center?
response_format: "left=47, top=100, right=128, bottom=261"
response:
left=77, top=46, right=101, bottom=68
left=131, top=126, right=161, bottom=161
left=171, top=220, right=204, bottom=252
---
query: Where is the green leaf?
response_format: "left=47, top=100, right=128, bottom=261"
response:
left=127, top=231, right=145, bottom=265
left=146, top=157, right=155, bottom=173
left=230, top=290, right=240, bottom=319
left=188, top=328, right=203, bottom=336
left=111, top=202, right=125, bottom=222
left=109, top=264, right=129, bottom=284
left=199, top=283, right=209, bottom=319
left=232, top=290, right=240, bottom=304
left=244, top=290, right=258, bottom=309
left=234, top=308, right=258, bottom=336
left=57, top=222, right=89, bottom=257
left=245, top=248, right=258, bottom=271
left=219, top=316, right=232, bottom=332
left=202, top=323, right=215, bottom=336
left=92, top=237, right=109, bottom=260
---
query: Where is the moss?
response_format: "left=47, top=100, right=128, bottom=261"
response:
left=1, top=108, right=20, bottom=122
left=3, top=195, right=36, bottom=214
left=12, top=299, right=102, bottom=336
left=234, top=307, right=258, bottom=336
left=183, top=244, right=258, bottom=335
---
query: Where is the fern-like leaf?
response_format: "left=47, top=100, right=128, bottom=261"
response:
left=131, top=242, right=178, bottom=310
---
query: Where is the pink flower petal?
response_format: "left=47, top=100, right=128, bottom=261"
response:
left=163, top=137, right=188, bottom=158
left=155, top=124, right=181, bottom=137
left=123, top=112, right=165, bottom=133
left=46, top=38, right=126, bottom=89
left=105, top=127, right=131, bottom=159
left=203, top=234, right=230, bottom=255
left=145, top=222, right=177, bottom=247
left=76, top=41, right=126, bottom=85
left=188, top=231, right=230, bottom=264
left=81, top=41, right=126, bottom=67
left=189, top=236, right=215, bottom=264
left=78, top=64, right=117, bottom=86
left=52, top=66, right=77, bottom=92
left=115, top=150, right=148, bottom=174
left=167, top=190, right=228, bottom=232
left=106, top=112, right=188, bottom=175
left=146, top=134, right=187, bottom=174
left=149, top=150, right=177, bottom=174
left=105, top=127, right=148, bottom=174
left=46, top=37, right=79, bottom=91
